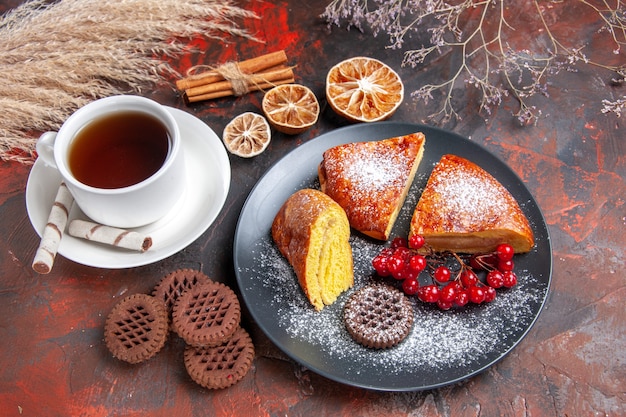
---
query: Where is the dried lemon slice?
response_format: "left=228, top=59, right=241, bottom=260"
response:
left=326, top=57, right=404, bottom=122
left=222, top=112, right=271, bottom=158
left=262, top=84, right=320, bottom=134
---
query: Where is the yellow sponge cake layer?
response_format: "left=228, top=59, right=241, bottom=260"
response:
left=272, top=189, right=354, bottom=310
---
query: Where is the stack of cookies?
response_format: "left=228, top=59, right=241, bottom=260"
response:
left=104, top=269, right=254, bottom=390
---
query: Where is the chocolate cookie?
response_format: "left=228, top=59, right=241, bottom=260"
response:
left=343, top=283, right=414, bottom=349
left=152, top=269, right=213, bottom=327
left=172, top=281, right=241, bottom=347
left=104, top=293, right=169, bottom=364
left=184, top=327, right=255, bottom=389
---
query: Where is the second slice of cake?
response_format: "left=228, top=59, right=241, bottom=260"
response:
left=409, top=154, right=535, bottom=253
left=318, top=132, right=426, bottom=241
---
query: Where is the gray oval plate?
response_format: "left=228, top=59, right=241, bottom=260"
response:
left=234, top=122, right=552, bottom=392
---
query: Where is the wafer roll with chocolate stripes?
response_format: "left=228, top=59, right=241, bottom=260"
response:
left=32, top=182, right=74, bottom=274
left=68, top=219, right=152, bottom=252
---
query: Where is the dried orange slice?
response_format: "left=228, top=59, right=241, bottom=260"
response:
left=262, top=84, right=320, bottom=134
left=326, top=57, right=404, bottom=122
left=222, top=112, right=271, bottom=158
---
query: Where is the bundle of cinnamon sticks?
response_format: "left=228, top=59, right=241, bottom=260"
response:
left=176, top=50, right=295, bottom=103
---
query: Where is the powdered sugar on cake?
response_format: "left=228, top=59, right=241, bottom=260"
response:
left=421, top=162, right=512, bottom=231
left=326, top=143, right=411, bottom=192
left=319, top=133, right=425, bottom=239
left=321, top=142, right=412, bottom=232
left=431, top=169, right=509, bottom=229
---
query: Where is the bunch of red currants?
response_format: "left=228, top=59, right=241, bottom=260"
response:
left=371, top=235, right=519, bottom=310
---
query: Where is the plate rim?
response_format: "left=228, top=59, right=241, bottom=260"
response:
left=234, top=121, right=552, bottom=391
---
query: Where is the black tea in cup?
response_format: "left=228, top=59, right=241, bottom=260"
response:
left=69, top=111, right=171, bottom=189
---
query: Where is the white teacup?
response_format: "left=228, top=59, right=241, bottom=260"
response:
left=36, top=95, right=185, bottom=228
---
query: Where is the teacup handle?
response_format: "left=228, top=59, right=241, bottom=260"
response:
left=36, top=132, right=58, bottom=168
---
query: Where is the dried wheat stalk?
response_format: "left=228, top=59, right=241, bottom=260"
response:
left=0, top=0, right=259, bottom=163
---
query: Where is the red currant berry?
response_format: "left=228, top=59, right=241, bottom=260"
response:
left=417, top=284, right=440, bottom=303
left=440, top=282, right=457, bottom=303
left=387, top=256, right=405, bottom=278
left=409, top=254, right=427, bottom=273
left=484, top=286, right=497, bottom=302
left=454, top=289, right=469, bottom=307
left=393, top=246, right=411, bottom=261
left=498, top=259, right=514, bottom=272
left=502, top=271, right=518, bottom=287
left=393, top=266, right=411, bottom=281
left=409, top=234, right=425, bottom=249
left=486, top=270, right=505, bottom=288
left=437, top=299, right=453, bottom=310
left=402, top=277, right=420, bottom=295
left=460, top=269, right=479, bottom=288
left=372, top=255, right=390, bottom=276
left=496, top=243, right=515, bottom=261
left=403, top=268, right=418, bottom=281
left=391, top=237, right=408, bottom=249
left=433, top=265, right=451, bottom=283
left=468, top=285, right=486, bottom=304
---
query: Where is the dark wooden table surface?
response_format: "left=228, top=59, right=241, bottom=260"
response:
left=1, top=1, right=624, bottom=416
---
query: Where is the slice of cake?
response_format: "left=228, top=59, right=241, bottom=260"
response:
left=409, top=154, right=534, bottom=253
left=318, top=132, right=426, bottom=240
left=272, top=189, right=354, bottom=311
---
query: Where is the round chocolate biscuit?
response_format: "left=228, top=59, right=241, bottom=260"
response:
left=104, top=293, right=169, bottom=364
left=343, top=283, right=414, bottom=349
left=172, top=281, right=241, bottom=347
left=184, top=327, right=255, bottom=389
left=152, top=269, right=213, bottom=327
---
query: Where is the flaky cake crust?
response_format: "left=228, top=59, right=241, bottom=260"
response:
left=409, top=154, right=534, bottom=253
left=318, top=132, right=425, bottom=240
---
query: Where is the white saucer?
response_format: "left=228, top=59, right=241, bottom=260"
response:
left=26, top=107, right=231, bottom=269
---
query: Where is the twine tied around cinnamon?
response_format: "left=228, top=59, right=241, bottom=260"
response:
left=187, top=61, right=257, bottom=96
left=213, top=62, right=250, bottom=96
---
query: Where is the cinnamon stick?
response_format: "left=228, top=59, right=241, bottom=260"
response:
left=185, top=77, right=295, bottom=102
left=176, top=50, right=288, bottom=91
left=184, top=67, right=295, bottom=99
